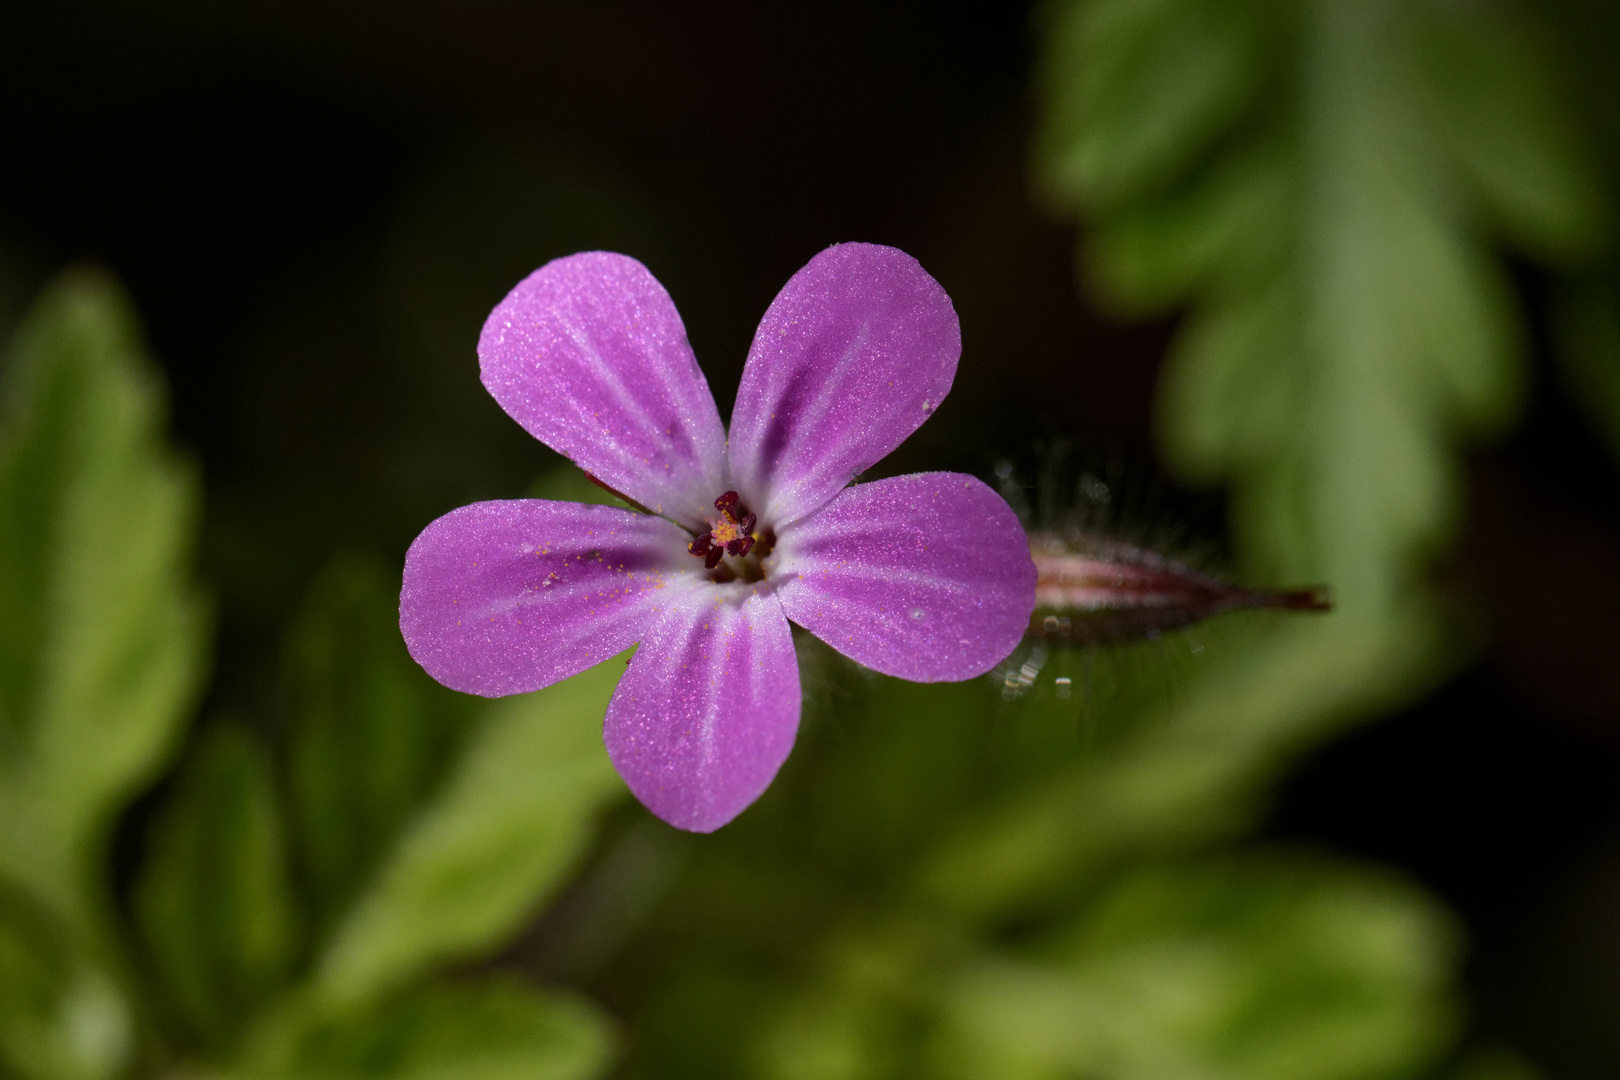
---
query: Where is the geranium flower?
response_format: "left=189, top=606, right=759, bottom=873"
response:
left=400, top=243, right=1035, bottom=831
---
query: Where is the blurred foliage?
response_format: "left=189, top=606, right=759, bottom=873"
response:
left=0, top=269, right=207, bottom=938
left=243, top=979, right=610, bottom=1080
left=0, top=273, right=619, bottom=1078
left=281, top=557, right=475, bottom=943
left=931, top=857, right=1453, bottom=1080
left=0, top=269, right=207, bottom=1080
left=134, top=721, right=300, bottom=1047
left=5, top=0, right=1618, bottom=1075
left=1033, top=0, right=1604, bottom=691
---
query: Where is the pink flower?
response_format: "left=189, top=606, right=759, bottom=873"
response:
left=400, top=244, right=1035, bottom=831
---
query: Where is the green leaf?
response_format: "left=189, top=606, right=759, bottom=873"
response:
left=750, top=851, right=1457, bottom=1080
left=283, top=554, right=475, bottom=937
left=1034, top=0, right=1273, bottom=214
left=933, top=856, right=1458, bottom=1080
left=1037, top=0, right=1607, bottom=610
left=133, top=721, right=302, bottom=1047
left=245, top=978, right=612, bottom=1080
left=0, top=267, right=207, bottom=931
left=1085, top=137, right=1296, bottom=316
left=0, top=879, right=132, bottom=1080
left=311, top=653, right=628, bottom=1010
left=1155, top=0, right=1530, bottom=602
left=1410, top=2, right=1608, bottom=261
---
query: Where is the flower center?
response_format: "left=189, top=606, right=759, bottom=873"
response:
left=687, top=490, right=759, bottom=569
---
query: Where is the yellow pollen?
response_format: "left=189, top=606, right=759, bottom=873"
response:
left=710, top=519, right=742, bottom=544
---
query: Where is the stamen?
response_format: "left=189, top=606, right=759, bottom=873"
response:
left=688, top=490, right=765, bottom=576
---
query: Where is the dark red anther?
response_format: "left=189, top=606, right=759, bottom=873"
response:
left=704, top=545, right=725, bottom=569
left=739, top=512, right=757, bottom=535
left=714, top=491, right=740, bottom=514
left=732, top=534, right=755, bottom=557
left=688, top=534, right=712, bottom=557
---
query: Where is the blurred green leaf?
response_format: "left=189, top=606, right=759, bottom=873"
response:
left=1084, top=138, right=1295, bottom=317
left=134, top=721, right=301, bottom=1048
left=1154, top=0, right=1530, bottom=597
left=0, top=881, right=132, bottom=1080
left=750, top=852, right=1456, bottom=1080
left=931, top=856, right=1457, bottom=1080
left=311, top=653, right=628, bottom=1010
left=1037, top=0, right=1606, bottom=609
left=1033, top=0, right=1275, bottom=214
left=244, top=978, right=612, bottom=1080
left=284, top=555, right=475, bottom=938
left=1411, top=3, right=1608, bottom=262
left=0, top=267, right=207, bottom=932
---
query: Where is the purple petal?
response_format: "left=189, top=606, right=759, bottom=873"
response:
left=773, top=472, right=1035, bottom=681
left=604, top=586, right=799, bottom=832
left=726, top=243, right=961, bottom=526
left=401, top=499, right=693, bottom=697
left=479, top=252, right=727, bottom=526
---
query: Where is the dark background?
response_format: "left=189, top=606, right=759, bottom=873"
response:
left=2, top=3, right=1618, bottom=1075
